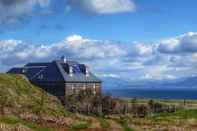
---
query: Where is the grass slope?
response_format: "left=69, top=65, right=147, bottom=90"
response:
left=2, top=74, right=197, bottom=131
left=0, top=74, right=71, bottom=130
left=0, top=73, right=68, bottom=117
left=0, top=74, right=123, bottom=131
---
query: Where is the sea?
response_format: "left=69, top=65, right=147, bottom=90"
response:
left=103, top=89, right=197, bottom=100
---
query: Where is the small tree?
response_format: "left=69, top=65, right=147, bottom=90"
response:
left=91, top=95, right=102, bottom=116
left=136, top=105, right=149, bottom=118
left=131, top=98, right=137, bottom=115
left=102, top=94, right=113, bottom=115
left=148, top=99, right=154, bottom=112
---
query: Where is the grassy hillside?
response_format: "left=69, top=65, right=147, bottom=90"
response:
left=0, top=74, right=123, bottom=131
left=0, top=73, right=68, bottom=117
left=1, top=74, right=197, bottom=131
left=0, top=74, right=71, bottom=130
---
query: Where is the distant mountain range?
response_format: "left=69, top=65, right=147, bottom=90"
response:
left=102, top=76, right=197, bottom=90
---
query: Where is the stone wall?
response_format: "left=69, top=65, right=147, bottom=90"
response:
left=65, top=82, right=101, bottom=96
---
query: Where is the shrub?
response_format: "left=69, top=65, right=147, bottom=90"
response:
left=0, top=115, right=22, bottom=124
left=99, top=118, right=110, bottom=128
left=131, top=104, right=149, bottom=118
left=23, top=122, right=51, bottom=131
left=0, top=115, right=51, bottom=131
left=71, top=122, right=89, bottom=130
left=118, top=119, right=134, bottom=131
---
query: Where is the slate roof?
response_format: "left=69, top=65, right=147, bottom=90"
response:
left=8, top=59, right=101, bottom=83
left=25, top=62, right=50, bottom=67
left=7, top=68, right=24, bottom=74
left=56, top=60, right=101, bottom=83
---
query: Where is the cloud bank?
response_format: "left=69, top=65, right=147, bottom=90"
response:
left=1, top=32, right=197, bottom=81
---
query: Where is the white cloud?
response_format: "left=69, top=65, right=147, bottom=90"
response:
left=96, top=73, right=120, bottom=78
left=64, top=35, right=127, bottom=59
left=71, top=0, right=136, bottom=14
left=37, top=0, right=50, bottom=7
left=2, top=33, right=197, bottom=80
left=159, top=32, right=197, bottom=54
left=65, top=34, right=90, bottom=48
left=130, top=43, right=154, bottom=57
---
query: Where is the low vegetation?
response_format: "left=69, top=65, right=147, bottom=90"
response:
left=71, top=121, right=90, bottom=129
left=0, top=115, right=51, bottom=131
left=1, top=74, right=197, bottom=130
left=98, top=118, right=110, bottom=128
left=118, top=119, right=134, bottom=131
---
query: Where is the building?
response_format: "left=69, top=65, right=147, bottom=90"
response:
left=7, top=57, right=102, bottom=96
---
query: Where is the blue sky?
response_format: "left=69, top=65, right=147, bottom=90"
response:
left=1, top=0, right=197, bottom=43
left=1, top=0, right=197, bottom=85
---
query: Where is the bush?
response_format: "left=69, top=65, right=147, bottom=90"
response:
left=23, top=122, right=51, bottom=131
left=0, top=115, right=22, bottom=124
left=99, top=118, right=110, bottom=128
left=148, top=100, right=176, bottom=114
left=118, top=119, right=134, bottom=131
left=71, top=122, right=89, bottom=130
left=0, top=115, right=51, bottom=131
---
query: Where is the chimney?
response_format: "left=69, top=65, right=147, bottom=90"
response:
left=85, top=66, right=89, bottom=77
left=69, top=66, right=73, bottom=77
left=61, top=56, right=67, bottom=63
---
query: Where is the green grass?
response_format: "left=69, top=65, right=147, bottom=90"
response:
left=0, top=74, right=70, bottom=117
left=156, top=109, right=197, bottom=118
left=98, top=118, right=110, bottom=128
left=176, top=109, right=197, bottom=119
left=151, top=109, right=197, bottom=123
left=118, top=119, right=134, bottom=131
left=0, top=115, right=22, bottom=124
left=23, top=122, right=51, bottom=131
left=0, top=115, right=51, bottom=131
left=0, top=74, right=72, bottom=130
left=71, top=122, right=90, bottom=130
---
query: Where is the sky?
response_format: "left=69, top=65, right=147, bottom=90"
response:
left=1, top=0, right=197, bottom=83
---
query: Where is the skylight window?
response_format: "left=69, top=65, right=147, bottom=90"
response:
left=72, top=64, right=82, bottom=74
left=61, top=63, right=87, bottom=74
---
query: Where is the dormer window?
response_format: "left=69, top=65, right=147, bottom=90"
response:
left=63, top=58, right=67, bottom=63
left=60, top=56, right=67, bottom=63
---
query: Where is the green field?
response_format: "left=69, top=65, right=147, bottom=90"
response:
left=121, top=99, right=197, bottom=131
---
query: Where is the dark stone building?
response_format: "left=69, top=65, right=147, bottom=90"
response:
left=7, top=57, right=102, bottom=96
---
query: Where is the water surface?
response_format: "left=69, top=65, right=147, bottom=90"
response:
left=103, top=89, right=197, bottom=100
